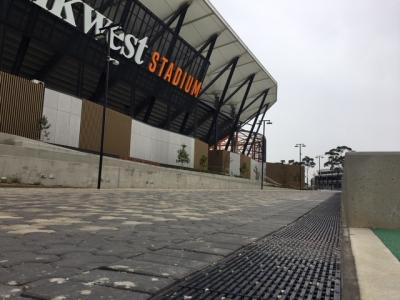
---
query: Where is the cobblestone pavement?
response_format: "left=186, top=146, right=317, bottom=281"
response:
left=0, top=188, right=336, bottom=299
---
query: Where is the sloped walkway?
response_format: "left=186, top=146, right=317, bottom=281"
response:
left=0, top=188, right=337, bottom=299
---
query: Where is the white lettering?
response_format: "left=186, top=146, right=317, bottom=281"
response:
left=110, top=29, right=124, bottom=51
left=121, top=34, right=138, bottom=59
left=83, top=3, right=111, bottom=34
left=32, top=0, right=49, bottom=9
left=31, top=0, right=150, bottom=64
left=49, top=0, right=81, bottom=27
left=135, top=37, right=148, bottom=65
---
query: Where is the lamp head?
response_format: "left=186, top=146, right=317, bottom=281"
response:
left=94, top=33, right=105, bottom=41
left=110, top=58, right=120, bottom=66
left=114, top=26, right=124, bottom=35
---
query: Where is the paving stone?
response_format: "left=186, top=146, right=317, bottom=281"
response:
left=202, top=233, right=257, bottom=245
left=0, top=188, right=335, bottom=297
left=23, top=280, right=150, bottom=300
left=92, top=248, right=145, bottom=258
left=0, top=283, right=23, bottom=298
left=55, top=252, right=119, bottom=270
left=71, top=270, right=173, bottom=294
left=154, top=248, right=223, bottom=263
left=132, top=253, right=208, bottom=270
left=0, top=263, right=79, bottom=285
left=103, top=258, right=193, bottom=279
left=0, top=252, right=59, bottom=268
left=92, top=242, right=146, bottom=258
left=39, top=244, right=97, bottom=255
left=169, top=241, right=240, bottom=256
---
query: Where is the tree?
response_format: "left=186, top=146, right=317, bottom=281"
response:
left=288, top=160, right=301, bottom=166
left=176, top=144, right=190, bottom=166
left=302, top=156, right=316, bottom=168
left=253, top=165, right=260, bottom=180
left=199, top=154, right=208, bottom=171
left=302, top=156, right=316, bottom=187
left=324, top=146, right=353, bottom=172
left=39, top=115, right=51, bottom=141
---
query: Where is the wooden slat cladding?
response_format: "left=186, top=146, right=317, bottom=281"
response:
left=208, top=150, right=230, bottom=175
left=79, top=100, right=131, bottom=158
left=194, top=139, right=208, bottom=170
left=0, top=72, right=44, bottom=140
left=240, top=154, right=251, bottom=179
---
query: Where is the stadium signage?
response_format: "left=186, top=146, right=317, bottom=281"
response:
left=31, top=0, right=203, bottom=97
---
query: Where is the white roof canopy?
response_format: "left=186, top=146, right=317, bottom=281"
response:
left=140, top=0, right=277, bottom=124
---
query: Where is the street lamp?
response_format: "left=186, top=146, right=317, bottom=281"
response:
left=295, top=143, right=306, bottom=190
left=95, top=24, right=122, bottom=189
left=315, top=155, right=324, bottom=190
left=260, top=119, right=272, bottom=190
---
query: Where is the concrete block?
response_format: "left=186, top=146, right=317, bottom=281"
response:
left=229, top=152, right=240, bottom=177
left=131, top=120, right=194, bottom=168
left=250, top=159, right=262, bottom=181
left=342, top=152, right=400, bottom=228
left=43, top=88, right=82, bottom=148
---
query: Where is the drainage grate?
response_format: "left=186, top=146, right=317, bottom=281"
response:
left=153, top=195, right=341, bottom=300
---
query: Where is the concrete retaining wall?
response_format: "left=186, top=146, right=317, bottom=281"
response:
left=0, top=133, right=259, bottom=190
left=342, top=152, right=400, bottom=229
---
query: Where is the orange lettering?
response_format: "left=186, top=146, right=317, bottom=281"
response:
left=172, top=67, right=183, bottom=86
left=184, top=75, right=194, bottom=93
left=148, top=51, right=160, bottom=73
left=158, top=56, right=169, bottom=77
left=191, top=80, right=202, bottom=97
left=163, top=63, right=174, bottom=83
left=180, top=72, right=188, bottom=89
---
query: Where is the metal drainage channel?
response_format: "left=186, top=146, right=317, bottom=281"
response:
left=153, top=195, right=341, bottom=300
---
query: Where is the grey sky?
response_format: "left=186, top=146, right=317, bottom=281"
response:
left=210, top=0, right=400, bottom=166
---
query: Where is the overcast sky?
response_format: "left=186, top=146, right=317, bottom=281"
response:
left=210, top=0, right=400, bottom=167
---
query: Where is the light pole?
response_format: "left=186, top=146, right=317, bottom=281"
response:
left=315, top=155, right=324, bottom=189
left=260, top=119, right=272, bottom=190
left=95, top=24, right=122, bottom=189
left=295, top=143, right=306, bottom=190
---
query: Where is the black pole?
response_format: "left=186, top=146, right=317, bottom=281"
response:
left=261, top=121, right=265, bottom=190
left=97, top=29, right=111, bottom=190
left=318, top=156, right=321, bottom=189
left=299, top=146, right=302, bottom=190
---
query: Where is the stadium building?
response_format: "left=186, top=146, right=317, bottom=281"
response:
left=0, top=0, right=277, bottom=183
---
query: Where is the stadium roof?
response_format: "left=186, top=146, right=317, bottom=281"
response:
left=0, top=0, right=277, bottom=148
left=140, top=0, right=278, bottom=124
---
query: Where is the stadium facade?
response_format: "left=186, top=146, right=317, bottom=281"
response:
left=0, top=0, right=277, bottom=177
